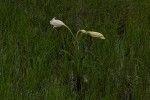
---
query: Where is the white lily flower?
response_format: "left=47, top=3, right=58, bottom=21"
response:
left=87, top=31, right=105, bottom=39
left=80, top=30, right=105, bottom=39
left=50, top=17, right=65, bottom=27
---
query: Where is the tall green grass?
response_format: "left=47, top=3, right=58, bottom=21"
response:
left=0, top=0, right=150, bottom=99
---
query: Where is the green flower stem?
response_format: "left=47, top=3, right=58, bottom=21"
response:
left=64, top=25, right=77, bottom=42
left=76, top=30, right=81, bottom=39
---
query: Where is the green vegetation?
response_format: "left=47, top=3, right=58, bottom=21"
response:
left=0, top=0, right=150, bottom=99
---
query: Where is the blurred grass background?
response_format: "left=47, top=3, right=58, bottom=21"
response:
left=0, top=0, right=150, bottom=99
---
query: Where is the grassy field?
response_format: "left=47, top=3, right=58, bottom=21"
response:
left=0, top=0, right=150, bottom=99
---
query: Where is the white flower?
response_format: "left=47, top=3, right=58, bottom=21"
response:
left=80, top=30, right=105, bottom=39
left=87, top=31, right=105, bottom=39
left=50, top=17, right=65, bottom=27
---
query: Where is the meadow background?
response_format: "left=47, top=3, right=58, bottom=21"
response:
left=0, top=0, right=150, bottom=100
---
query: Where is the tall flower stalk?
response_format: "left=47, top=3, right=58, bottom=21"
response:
left=50, top=17, right=105, bottom=95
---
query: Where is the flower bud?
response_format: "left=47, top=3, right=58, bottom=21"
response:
left=87, top=31, right=105, bottom=39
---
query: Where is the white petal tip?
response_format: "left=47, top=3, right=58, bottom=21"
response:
left=101, top=37, right=105, bottom=39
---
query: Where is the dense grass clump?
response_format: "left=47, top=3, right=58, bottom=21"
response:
left=0, top=0, right=150, bottom=99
